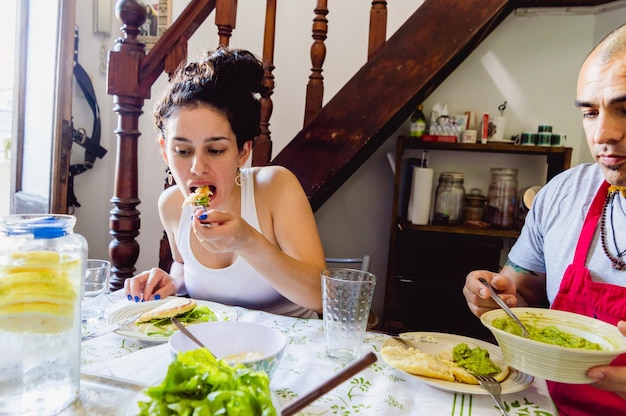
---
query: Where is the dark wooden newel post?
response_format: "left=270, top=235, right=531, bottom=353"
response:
left=107, top=0, right=150, bottom=290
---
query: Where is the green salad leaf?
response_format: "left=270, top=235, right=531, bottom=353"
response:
left=137, top=348, right=277, bottom=416
left=142, top=306, right=218, bottom=337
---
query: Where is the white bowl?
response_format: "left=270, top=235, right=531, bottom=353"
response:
left=168, top=321, right=286, bottom=379
left=481, top=307, right=626, bottom=384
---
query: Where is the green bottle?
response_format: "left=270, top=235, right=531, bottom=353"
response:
left=410, top=104, right=427, bottom=138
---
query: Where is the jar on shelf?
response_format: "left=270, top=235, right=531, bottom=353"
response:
left=487, top=168, right=518, bottom=228
left=463, top=188, right=488, bottom=225
left=433, top=172, right=465, bottom=225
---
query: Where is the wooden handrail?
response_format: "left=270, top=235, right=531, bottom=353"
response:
left=139, top=0, right=217, bottom=86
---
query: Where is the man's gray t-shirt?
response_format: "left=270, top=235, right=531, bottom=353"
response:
left=509, top=163, right=626, bottom=306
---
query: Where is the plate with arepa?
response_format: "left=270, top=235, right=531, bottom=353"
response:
left=381, top=332, right=533, bottom=395
left=107, top=296, right=238, bottom=344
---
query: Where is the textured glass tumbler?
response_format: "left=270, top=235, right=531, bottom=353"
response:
left=82, top=259, right=110, bottom=322
left=322, top=268, right=376, bottom=363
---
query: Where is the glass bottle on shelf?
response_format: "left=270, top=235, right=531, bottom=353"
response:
left=487, top=168, right=518, bottom=228
left=433, top=172, right=465, bottom=225
left=410, top=104, right=427, bottom=139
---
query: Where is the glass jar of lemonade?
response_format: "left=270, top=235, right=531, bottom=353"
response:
left=0, top=215, right=87, bottom=416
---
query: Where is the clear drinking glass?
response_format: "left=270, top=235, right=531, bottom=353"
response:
left=0, top=215, right=87, bottom=415
left=82, top=259, right=111, bottom=323
left=322, top=268, right=376, bottom=363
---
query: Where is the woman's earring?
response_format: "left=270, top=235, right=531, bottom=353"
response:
left=235, top=167, right=243, bottom=187
left=166, top=168, right=174, bottom=186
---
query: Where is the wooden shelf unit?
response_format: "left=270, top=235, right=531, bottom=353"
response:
left=382, top=136, right=572, bottom=339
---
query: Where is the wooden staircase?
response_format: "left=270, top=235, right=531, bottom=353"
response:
left=275, top=0, right=621, bottom=211
left=106, top=0, right=620, bottom=288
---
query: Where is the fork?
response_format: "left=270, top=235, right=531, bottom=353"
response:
left=472, top=374, right=510, bottom=416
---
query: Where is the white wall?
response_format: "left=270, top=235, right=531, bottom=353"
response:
left=70, top=1, right=626, bottom=321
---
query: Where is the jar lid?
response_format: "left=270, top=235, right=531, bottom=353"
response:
left=465, top=193, right=487, bottom=206
left=490, top=167, right=518, bottom=176
left=439, top=172, right=464, bottom=179
left=0, top=215, right=75, bottom=239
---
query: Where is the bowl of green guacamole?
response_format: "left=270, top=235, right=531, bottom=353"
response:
left=480, top=307, right=626, bottom=384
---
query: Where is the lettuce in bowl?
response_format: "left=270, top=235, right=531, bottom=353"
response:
left=137, top=348, right=276, bottom=415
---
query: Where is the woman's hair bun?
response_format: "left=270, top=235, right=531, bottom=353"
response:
left=154, top=46, right=266, bottom=146
left=209, top=47, right=265, bottom=96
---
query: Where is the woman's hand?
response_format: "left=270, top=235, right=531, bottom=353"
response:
left=463, top=270, right=518, bottom=318
left=124, top=267, right=177, bottom=302
left=191, top=209, right=255, bottom=253
left=588, top=320, right=626, bottom=399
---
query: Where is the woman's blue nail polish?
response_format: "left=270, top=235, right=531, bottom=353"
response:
left=141, top=298, right=145, bottom=302
left=155, top=294, right=161, bottom=300
left=134, top=296, right=139, bottom=302
left=198, top=212, right=208, bottom=220
left=127, top=294, right=132, bottom=301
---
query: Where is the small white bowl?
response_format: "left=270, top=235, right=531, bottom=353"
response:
left=168, top=321, right=286, bottom=379
left=481, top=307, right=626, bottom=384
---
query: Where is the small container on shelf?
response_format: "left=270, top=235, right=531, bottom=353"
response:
left=486, top=168, right=518, bottom=228
left=463, top=188, right=488, bottom=227
left=433, top=172, right=465, bottom=225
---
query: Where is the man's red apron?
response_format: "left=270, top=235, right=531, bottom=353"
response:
left=549, top=181, right=626, bottom=415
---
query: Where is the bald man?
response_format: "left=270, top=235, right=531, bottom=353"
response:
left=463, top=24, right=626, bottom=416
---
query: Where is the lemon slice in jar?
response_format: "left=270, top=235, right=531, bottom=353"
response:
left=0, top=254, right=79, bottom=333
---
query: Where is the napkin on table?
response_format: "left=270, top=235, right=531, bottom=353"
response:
left=82, top=343, right=171, bottom=386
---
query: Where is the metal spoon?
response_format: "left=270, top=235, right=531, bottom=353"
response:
left=478, top=278, right=530, bottom=338
left=171, top=317, right=216, bottom=357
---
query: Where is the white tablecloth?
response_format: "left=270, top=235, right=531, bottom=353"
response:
left=77, top=291, right=558, bottom=415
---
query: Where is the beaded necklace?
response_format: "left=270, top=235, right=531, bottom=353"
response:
left=600, top=185, right=626, bottom=271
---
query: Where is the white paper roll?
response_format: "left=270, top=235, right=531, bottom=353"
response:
left=407, top=167, right=434, bottom=225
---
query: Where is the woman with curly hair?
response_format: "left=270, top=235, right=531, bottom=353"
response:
left=125, top=47, right=325, bottom=318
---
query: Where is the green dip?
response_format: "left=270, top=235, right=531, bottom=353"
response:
left=492, top=317, right=603, bottom=350
left=452, top=343, right=501, bottom=376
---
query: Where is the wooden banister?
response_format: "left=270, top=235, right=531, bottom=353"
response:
left=215, top=0, right=237, bottom=46
left=254, top=0, right=278, bottom=166
left=139, top=0, right=217, bottom=87
left=303, top=0, right=328, bottom=126
left=368, top=1, right=388, bottom=59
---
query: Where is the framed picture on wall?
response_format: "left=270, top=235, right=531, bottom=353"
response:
left=138, top=0, right=171, bottom=49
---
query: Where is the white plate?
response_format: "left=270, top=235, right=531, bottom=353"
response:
left=382, top=331, right=533, bottom=395
left=107, top=297, right=238, bottom=344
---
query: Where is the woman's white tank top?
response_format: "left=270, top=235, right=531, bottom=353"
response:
left=177, top=168, right=317, bottom=318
